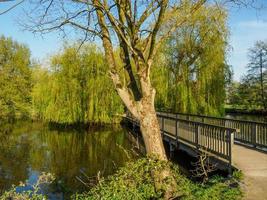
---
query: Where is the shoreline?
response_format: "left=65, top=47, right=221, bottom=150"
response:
left=225, top=108, right=267, bottom=116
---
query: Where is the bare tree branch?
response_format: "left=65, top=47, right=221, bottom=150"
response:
left=0, top=0, right=24, bottom=15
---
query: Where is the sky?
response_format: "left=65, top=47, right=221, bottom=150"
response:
left=227, top=2, right=267, bottom=80
left=0, top=1, right=267, bottom=81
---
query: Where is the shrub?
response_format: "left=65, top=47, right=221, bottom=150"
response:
left=0, top=172, right=54, bottom=200
left=73, top=157, right=242, bottom=200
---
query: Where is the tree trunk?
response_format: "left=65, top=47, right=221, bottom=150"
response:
left=138, top=95, right=177, bottom=199
left=135, top=73, right=167, bottom=160
left=259, top=52, right=266, bottom=110
left=138, top=99, right=167, bottom=160
left=135, top=76, right=178, bottom=199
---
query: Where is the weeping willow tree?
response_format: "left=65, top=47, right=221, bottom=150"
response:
left=152, top=4, right=229, bottom=116
left=32, top=44, right=123, bottom=124
left=31, top=65, right=51, bottom=119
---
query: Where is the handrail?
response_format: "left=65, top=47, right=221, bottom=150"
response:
left=157, top=111, right=267, bottom=149
left=125, top=112, right=235, bottom=174
left=157, top=114, right=237, bottom=132
left=157, top=110, right=267, bottom=125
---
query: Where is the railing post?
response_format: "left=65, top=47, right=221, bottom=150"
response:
left=228, top=131, right=234, bottom=175
left=251, top=123, right=257, bottom=147
left=175, top=119, right=178, bottom=146
left=195, top=124, right=199, bottom=147
left=162, top=117, right=164, bottom=137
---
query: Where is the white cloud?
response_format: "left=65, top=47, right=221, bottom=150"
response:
left=238, top=20, right=267, bottom=29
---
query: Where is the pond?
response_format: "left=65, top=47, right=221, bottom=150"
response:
left=225, top=113, right=267, bottom=122
left=0, top=121, right=135, bottom=199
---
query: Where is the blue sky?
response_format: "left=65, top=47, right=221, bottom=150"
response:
left=0, top=1, right=267, bottom=81
left=227, top=2, right=267, bottom=80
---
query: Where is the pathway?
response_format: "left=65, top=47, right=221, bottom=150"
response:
left=233, top=145, right=267, bottom=200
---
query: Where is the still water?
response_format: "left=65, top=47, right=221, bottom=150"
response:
left=0, top=121, right=134, bottom=199
left=225, top=113, right=267, bottom=122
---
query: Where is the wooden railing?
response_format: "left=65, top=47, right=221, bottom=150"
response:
left=157, top=111, right=267, bottom=149
left=125, top=113, right=235, bottom=172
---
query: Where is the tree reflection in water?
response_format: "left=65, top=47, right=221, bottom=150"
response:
left=0, top=121, right=134, bottom=198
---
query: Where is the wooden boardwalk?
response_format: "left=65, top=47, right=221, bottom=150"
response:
left=126, top=112, right=267, bottom=200
left=233, top=145, right=267, bottom=200
left=125, top=111, right=267, bottom=199
left=126, top=111, right=266, bottom=165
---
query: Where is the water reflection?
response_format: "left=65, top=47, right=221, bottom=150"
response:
left=0, top=121, right=134, bottom=198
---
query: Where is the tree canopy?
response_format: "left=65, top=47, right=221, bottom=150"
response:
left=0, top=35, right=32, bottom=121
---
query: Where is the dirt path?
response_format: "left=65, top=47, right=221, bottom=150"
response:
left=233, top=145, right=267, bottom=200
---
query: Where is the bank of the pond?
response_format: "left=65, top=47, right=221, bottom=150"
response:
left=225, top=107, right=267, bottom=123
left=76, top=157, right=243, bottom=200
left=47, top=120, right=122, bottom=131
left=225, top=111, right=267, bottom=122
left=1, top=157, right=243, bottom=200
left=225, top=107, right=267, bottom=115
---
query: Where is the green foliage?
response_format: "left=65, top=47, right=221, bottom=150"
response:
left=0, top=36, right=32, bottom=121
left=0, top=172, right=54, bottom=200
left=0, top=188, right=45, bottom=200
left=190, top=176, right=242, bottom=200
left=32, top=44, right=124, bottom=124
left=73, top=157, right=242, bottom=200
left=73, top=157, right=190, bottom=200
left=232, top=170, right=244, bottom=182
left=152, top=5, right=229, bottom=116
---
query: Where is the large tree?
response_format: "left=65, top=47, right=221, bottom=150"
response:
left=247, top=41, right=267, bottom=110
left=227, top=41, right=267, bottom=110
left=152, top=4, right=229, bottom=116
